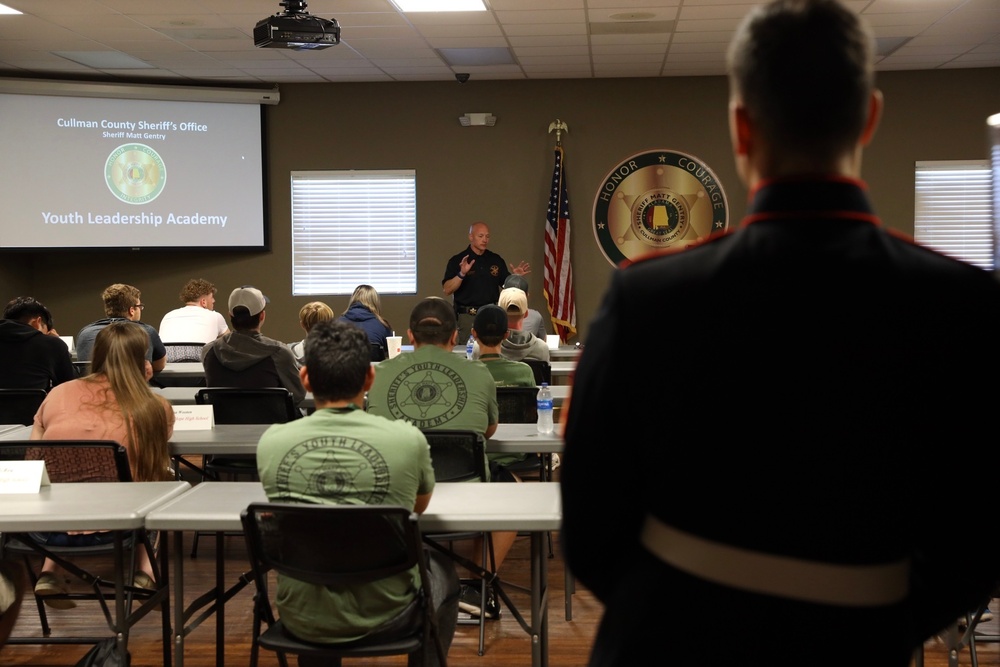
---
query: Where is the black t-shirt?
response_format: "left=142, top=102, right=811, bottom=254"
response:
left=442, top=245, right=511, bottom=309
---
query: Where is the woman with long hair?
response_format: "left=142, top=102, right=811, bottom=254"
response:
left=339, top=284, right=393, bottom=359
left=30, top=322, right=175, bottom=606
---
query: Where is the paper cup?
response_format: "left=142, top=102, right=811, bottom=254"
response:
left=546, top=334, right=560, bottom=350
left=387, top=336, right=403, bottom=358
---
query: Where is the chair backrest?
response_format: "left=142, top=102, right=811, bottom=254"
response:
left=242, top=503, right=422, bottom=586
left=0, top=440, right=131, bottom=482
left=0, top=389, right=46, bottom=426
left=195, top=387, right=299, bottom=424
left=496, top=386, right=539, bottom=424
left=72, top=361, right=91, bottom=378
left=421, top=429, right=487, bottom=483
left=0, top=388, right=48, bottom=426
left=163, top=342, right=206, bottom=363
left=521, top=359, right=552, bottom=385
left=370, top=342, right=387, bottom=362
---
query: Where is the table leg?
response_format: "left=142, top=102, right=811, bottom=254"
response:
left=172, top=530, right=186, bottom=667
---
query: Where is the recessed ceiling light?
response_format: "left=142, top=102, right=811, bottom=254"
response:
left=0, top=3, right=22, bottom=15
left=390, top=0, right=486, bottom=11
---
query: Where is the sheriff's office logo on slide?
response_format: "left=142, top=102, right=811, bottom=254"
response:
left=274, top=436, right=390, bottom=504
left=105, top=143, right=166, bottom=205
left=386, top=363, right=468, bottom=428
left=592, top=149, right=729, bottom=266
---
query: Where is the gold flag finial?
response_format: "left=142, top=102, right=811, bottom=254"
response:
left=548, top=119, right=569, bottom=145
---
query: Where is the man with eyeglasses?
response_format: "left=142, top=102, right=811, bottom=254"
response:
left=76, top=283, right=167, bottom=373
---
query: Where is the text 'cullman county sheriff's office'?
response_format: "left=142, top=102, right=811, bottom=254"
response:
left=41, top=212, right=228, bottom=227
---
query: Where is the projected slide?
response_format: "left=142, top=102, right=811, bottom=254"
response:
left=0, top=92, right=266, bottom=250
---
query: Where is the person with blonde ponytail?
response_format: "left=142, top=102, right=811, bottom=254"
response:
left=29, top=321, right=175, bottom=607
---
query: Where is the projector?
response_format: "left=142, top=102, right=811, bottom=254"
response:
left=253, top=12, right=341, bottom=51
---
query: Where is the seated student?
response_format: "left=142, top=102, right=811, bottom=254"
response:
left=201, top=286, right=306, bottom=406
left=158, top=278, right=230, bottom=344
left=0, top=296, right=75, bottom=390
left=76, top=283, right=167, bottom=374
left=256, top=320, right=459, bottom=666
left=338, top=284, right=393, bottom=359
left=30, top=322, right=175, bottom=604
left=289, top=301, right=334, bottom=366
left=471, top=304, right=535, bottom=476
left=497, top=287, right=550, bottom=362
left=367, top=296, right=513, bottom=619
left=502, top=274, right=547, bottom=339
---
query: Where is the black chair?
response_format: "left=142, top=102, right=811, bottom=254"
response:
left=0, top=441, right=162, bottom=644
left=495, top=386, right=547, bottom=482
left=241, top=503, right=447, bottom=667
left=72, top=361, right=91, bottom=378
left=370, top=342, right=387, bottom=361
left=521, top=359, right=552, bottom=385
left=162, top=342, right=205, bottom=363
left=420, top=429, right=493, bottom=654
left=0, top=388, right=47, bottom=426
left=190, top=387, right=300, bottom=557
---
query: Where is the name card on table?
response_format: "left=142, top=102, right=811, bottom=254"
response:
left=172, top=405, right=215, bottom=430
left=0, top=460, right=51, bottom=493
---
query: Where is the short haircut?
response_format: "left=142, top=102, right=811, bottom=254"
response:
left=299, top=301, right=335, bottom=332
left=179, top=278, right=216, bottom=303
left=3, top=296, right=54, bottom=329
left=303, top=320, right=370, bottom=401
left=473, top=304, right=508, bottom=347
left=102, top=283, right=141, bottom=318
left=230, top=310, right=262, bottom=332
left=726, top=0, right=874, bottom=165
left=408, top=296, right=457, bottom=346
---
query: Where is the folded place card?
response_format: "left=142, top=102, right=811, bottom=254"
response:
left=172, top=405, right=215, bottom=430
left=0, top=460, right=51, bottom=494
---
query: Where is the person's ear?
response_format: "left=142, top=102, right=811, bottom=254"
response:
left=407, top=328, right=416, bottom=345
left=860, top=89, right=883, bottom=147
left=730, top=100, right=753, bottom=157
left=299, top=365, right=312, bottom=392
left=362, top=364, right=376, bottom=392
left=259, top=310, right=266, bottom=325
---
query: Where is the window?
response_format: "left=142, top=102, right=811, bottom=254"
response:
left=914, top=160, right=993, bottom=270
left=291, top=170, right=417, bottom=295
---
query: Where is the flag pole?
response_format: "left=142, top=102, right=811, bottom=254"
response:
left=543, top=119, right=577, bottom=344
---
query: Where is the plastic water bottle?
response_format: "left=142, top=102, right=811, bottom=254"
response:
left=536, top=383, right=554, bottom=434
left=466, top=334, right=475, bottom=360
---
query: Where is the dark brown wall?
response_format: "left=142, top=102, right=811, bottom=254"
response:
left=6, top=68, right=999, bottom=344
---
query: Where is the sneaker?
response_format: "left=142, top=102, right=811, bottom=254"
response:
left=132, top=572, right=156, bottom=591
left=458, top=582, right=500, bottom=620
left=34, top=573, right=76, bottom=609
left=981, top=607, right=994, bottom=623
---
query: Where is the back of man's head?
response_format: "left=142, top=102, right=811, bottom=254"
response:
left=503, top=274, right=529, bottom=294
left=3, top=296, right=53, bottom=329
left=303, top=320, right=369, bottom=401
left=499, top=288, right=528, bottom=330
left=473, top=304, right=508, bottom=347
left=727, top=0, right=874, bottom=165
left=102, top=284, right=141, bottom=318
left=409, top=296, right=457, bottom=346
left=180, top=278, right=216, bottom=304
left=228, top=286, right=268, bottom=331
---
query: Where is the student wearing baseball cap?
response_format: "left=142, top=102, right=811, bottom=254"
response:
left=497, top=287, right=550, bottom=363
left=200, top=285, right=305, bottom=406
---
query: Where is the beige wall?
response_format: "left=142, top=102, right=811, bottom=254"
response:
left=3, top=67, right=999, bottom=344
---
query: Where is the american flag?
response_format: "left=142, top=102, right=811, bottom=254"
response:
left=543, top=145, right=577, bottom=343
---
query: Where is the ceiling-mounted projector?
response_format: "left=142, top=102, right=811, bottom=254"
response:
left=254, top=0, right=340, bottom=51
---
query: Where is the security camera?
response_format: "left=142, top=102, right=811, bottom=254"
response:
left=455, top=73, right=470, bottom=83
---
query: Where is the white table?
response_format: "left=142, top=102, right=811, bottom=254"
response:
left=0, top=481, right=191, bottom=662
left=169, top=422, right=564, bottom=459
left=0, top=424, right=32, bottom=440
left=145, top=481, right=561, bottom=667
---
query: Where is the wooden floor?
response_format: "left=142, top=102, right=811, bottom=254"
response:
left=2, top=508, right=998, bottom=666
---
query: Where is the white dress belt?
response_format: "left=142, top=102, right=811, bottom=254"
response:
left=640, top=515, right=909, bottom=607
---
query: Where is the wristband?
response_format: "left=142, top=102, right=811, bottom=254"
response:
left=458, top=272, right=466, bottom=279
